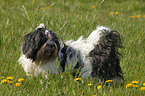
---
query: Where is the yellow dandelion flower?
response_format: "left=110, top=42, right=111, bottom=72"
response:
left=97, top=85, right=102, bottom=89
left=135, top=15, right=141, bottom=18
left=47, top=6, right=50, bottom=8
left=6, top=76, right=13, bottom=80
left=74, top=78, right=81, bottom=81
left=88, top=83, right=93, bottom=86
left=18, top=78, right=24, bottom=82
left=40, top=7, right=46, bottom=9
left=92, top=95, right=96, bottom=96
left=106, top=80, right=113, bottom=83
left=129, top=16, right=136, bottom=18
left=15, top=83, right=21, bottom=87
left=143, top=83, right=145, bottom=86
left=144, top=15, right=145, bottom=18
left=1, top=79, right=8, bottom=84
left=0, top=76, right=4, bottom=79
left=114, top=12, right=119, bottom=15
left=131, top=80, right=138, bottom=84
left=133, top=85, right=138, bottom=88
left=109, top=12, right=114, bottom=15
left=126, top=83, right=133, bottom=88
left=140, top=87, right=145, bottom=91
left=8, top=81, right=13, bottom=84
left=92, top=6, right=96, bottom=8
left=32, top=0, right=34, bottom=3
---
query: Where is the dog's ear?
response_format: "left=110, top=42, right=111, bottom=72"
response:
left=58, top=42, right=68, bottom=72
left=21, top=29, right=48, bottom=61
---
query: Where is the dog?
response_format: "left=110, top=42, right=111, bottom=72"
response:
left=18, top=24, right=61, bottom=78
left=59, top=26, right=123, bottom=83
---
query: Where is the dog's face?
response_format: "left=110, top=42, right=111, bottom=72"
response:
left=21, top=24, right=60, bottom=64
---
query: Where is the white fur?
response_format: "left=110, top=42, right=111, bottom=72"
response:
left=65, top=26, right=111, bottom=79
left=36, top=23, right=45, bottom=29
left=18, top=54, right=58, bottom=78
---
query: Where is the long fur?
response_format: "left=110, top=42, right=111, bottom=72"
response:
left=18, top=24, right=61, bottom=77
left=59, top=26, right=123, bottom=82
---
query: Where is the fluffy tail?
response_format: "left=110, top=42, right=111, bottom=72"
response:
left=89, top=29, right=123, bottom=81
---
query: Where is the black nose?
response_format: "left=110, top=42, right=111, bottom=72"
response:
left=46, top=41, right=55, bottom=49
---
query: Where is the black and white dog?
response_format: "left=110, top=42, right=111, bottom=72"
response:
left=18, top=24, right=61, bottom=77
left=19, top=24, right=123, bottom=82
left=59, top=26, right=123, bottom=82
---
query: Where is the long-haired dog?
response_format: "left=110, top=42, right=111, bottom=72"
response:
left=59, top=26, right=123, bottom=83
left=18, top=24, right=61, bottom=78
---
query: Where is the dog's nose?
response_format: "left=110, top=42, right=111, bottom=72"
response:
left=46, top=41, right=55, bottom=49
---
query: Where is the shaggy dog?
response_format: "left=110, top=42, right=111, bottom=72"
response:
left=18, top=24, right=61, bottom=78
left=59, top=26, right=123, bottom=82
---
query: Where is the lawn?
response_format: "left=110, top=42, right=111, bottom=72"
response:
left=0, top=0, right=145, bottom=95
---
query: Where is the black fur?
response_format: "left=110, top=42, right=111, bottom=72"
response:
left=21, top=28, right=60, bottom=61
left=59, top=43, right=83, bottom=73
left=89, top=30, right=123, bottom=81
left=59, top=29, right=123, bottom=81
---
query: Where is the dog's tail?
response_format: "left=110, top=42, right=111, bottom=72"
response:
left=89, top=27, right=123, bottom=81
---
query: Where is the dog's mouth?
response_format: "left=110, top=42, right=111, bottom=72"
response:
left=44, top=48, right=54, bottom=55
left=35, top=41, right=58, bottom=64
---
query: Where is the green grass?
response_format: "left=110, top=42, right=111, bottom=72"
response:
left=0, top=0, right=145, bottom=95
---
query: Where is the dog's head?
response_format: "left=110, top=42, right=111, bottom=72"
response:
left=21, top=24, right=61, bottom=64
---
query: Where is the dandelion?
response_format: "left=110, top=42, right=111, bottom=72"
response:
left=92, top=6, right=96, bottom=8
left=109, top=12, right=119, bottom=15
left=40, top=6, right=50, bottom=10
left=74, top=78, right=81, bottom=81
left=8, top=81, right=13, bottom=84
left=97, top=85, right=102, bottom=89
left=131, top=80, right=138, bottom=84
left=143, top=83, right=145, bottom=86
left=32, top=0, right=34, bottom=3
left=129, top=16, right=136, bottom=18
left=92, top=95, right=96, bottom=96
left=106, top=80, right=113, bottom=83
left=6, top=76, right=13, bottom=80
left=88, top=83, right=93, bottom=86
left=144, top=15, right=145, bottom=18
left=129, top=15, right=141, bottom=18
left=15, top=83, right=21, bottom=87
left=114, top=12, right=119, bottom=15
left=140, top=87, right=145, bottom=91
left=126, top=83, right=133, bottom=88
left=40, top=7, right=47, bottom=9
left=132, top=85, right=138, bottom=88
left=1, top=79, right=8, bottom=84
left=135, top=15, right=141, bottom=18
left=18, top=78, right=24, bottom=82
left=0, top=76, right=4, bottom=79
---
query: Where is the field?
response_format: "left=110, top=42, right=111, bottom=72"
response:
left=0, top=0, right=145, bottom=95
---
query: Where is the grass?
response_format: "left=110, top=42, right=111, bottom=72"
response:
left=0, top=0, right=145, bottom=95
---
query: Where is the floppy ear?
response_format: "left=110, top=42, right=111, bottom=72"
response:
left=58, top=42, right=80, bottom=73
left=21, top=29, right=48, bottom=61
left=58, top=43, right=68, bottom=72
